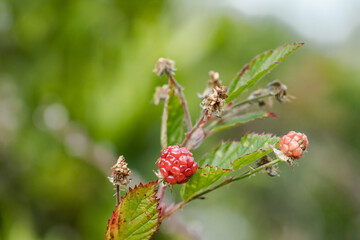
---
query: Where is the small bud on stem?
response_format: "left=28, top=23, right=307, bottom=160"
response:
left=108, top=156, right=131, bottom=205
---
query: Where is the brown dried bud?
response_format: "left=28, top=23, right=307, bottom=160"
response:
left=109, top=156, right=131, bottom=186
left=184, top=127, right=205, bottom=150
left=153, top=58, right=176, bottom=77
left=267, top=80, right=288, bottom=103
left=208, top=71, right=221, bottom=87
left=248, top=89, right=273, bottom=107
left=153, top=84, right=170, bottom=105
left=257, top=155, right=279, bottom=177
left=201, top=85, right=228, bottom=117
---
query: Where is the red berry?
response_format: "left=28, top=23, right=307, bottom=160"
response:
left=157, top=146, right=198, bottom=184
left=280, top=131, right=308, bottom=159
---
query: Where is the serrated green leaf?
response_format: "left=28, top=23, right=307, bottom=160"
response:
left=180, top=134, right=280, bottom=201
left=199, top=133, right=280, bottom=169
left=226, top=43, right=304, bottom=103
left=181, top=166, right=230, bottom=200
left=105, top=182, right=160, bottom=240
left=205, top=111, right=277, bottom=134
left=167, top=89, right=186, bottom=146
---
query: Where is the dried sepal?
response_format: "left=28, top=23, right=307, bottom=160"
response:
left=108, top=155, right=131, bottom=186
left=271, top=146, right=297, bottom=168
left=153, top=170, right=174, bottom=190
left=153, top=58, right=176, bottom=77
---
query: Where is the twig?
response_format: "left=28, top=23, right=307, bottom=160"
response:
left=181, top=110, right=207, bottom=148
left=161, top=159, right=281, bottom=220
left=116, top=185, right=120, bottom=205
left=169, top=75, right=192, bottom=131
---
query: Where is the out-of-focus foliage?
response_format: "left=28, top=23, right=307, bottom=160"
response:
left=1, top=0, right=360, bottom=239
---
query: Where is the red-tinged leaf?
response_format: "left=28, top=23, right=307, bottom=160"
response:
left=105, top=181, right=160, bottom=240
left=226, top=43, right=304, bottom=103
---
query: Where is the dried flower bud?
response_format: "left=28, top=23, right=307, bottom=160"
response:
left=256, top=155, right=279, bottom=177
left=153, top=84, right=170, bottom=105
left=267, top=80, right=288, bottom=103
left=153, top=58, right=176, bottom=77
left=184, top=127, right=205, bottom=150
left=108, top=156, right=131, bottom=186
left=201, top=85, right=228, bottom=117
left=208, top=71, right=221, bottom=87
left=248, top=89, right=273, bottom=107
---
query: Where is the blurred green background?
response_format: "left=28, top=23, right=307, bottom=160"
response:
left=1, top=0, right=360, bottom=239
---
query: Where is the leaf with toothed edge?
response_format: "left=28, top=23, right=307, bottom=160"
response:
left=180, top=133, right=280, bottom=201
left=205, top=111, right=277, bottom=134
left=105, top=181, right=160, bottom=240
left=226, top=43, right=304, bottom=103
left=181, top=166, right=230, bottom=200
left=199, top=133, right=280, bottom=169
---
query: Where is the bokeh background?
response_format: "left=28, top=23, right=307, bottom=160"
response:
left=1, top=0, right=360, bottom=239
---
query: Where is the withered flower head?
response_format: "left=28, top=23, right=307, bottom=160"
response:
left=208, top=71, right=221, bottom=87
left=109, top=155, right=131, bottom=186
left=153, top=58, right=176, bottom=77
left=153, top=84, right=170, bottom=105
left=248, top=88, right=273, bottom=107
left=267, top=80, right=288, bottom=103
left=201, top=85, right=228, bottom=117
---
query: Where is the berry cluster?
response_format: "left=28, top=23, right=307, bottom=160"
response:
left=157, top=146, right=198, bottom=184
left=280, top=131, right=308, bottom=159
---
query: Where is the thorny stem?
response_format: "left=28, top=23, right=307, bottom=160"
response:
left=169, top=75, right=192, bottom=131
left=181, top=110, right=207, bottom=148
left=116, top=185, right=120, bottom=205
left=161, top=159, right=281, bottom=220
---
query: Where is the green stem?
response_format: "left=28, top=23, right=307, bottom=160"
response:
left=116, top=185, right=120, bottom=205
left=161, top=159, right=281, bottom=220
left=181, top=110, right=207, bottom=149
left=160, top=78, right=172, bottom=148
left=230, top=93, right=273, bottom=109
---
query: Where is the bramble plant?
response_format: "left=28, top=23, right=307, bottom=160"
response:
left=105, top=43, right=308, bottom=240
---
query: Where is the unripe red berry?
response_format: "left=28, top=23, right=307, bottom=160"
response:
left=157, top=146, right=198, bottom=184
left=280, top=131, right=308, bottom=159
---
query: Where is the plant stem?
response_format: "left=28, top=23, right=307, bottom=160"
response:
left=116, top=185, right=120, bottom=205
left=158, top=184, right=167, bottom=202
left=231, top=93, right=273, bottom=109
left=161, top=159, right=281, bottom=220
left=169, top=75, right=192, bottom=131
left=161, top=79, right=172, bottom=148
left=181, top=110, right=207, bottom=148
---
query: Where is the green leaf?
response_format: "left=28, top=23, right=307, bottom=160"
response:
left=105, top=182, right=160, bottom=240
left=205, top=111, right=277, bottom=134
left=180, top=166, right=230, bottom=200
left=226, top=43, right=304, bottom=103
left=198, top=133, right=280, bottom=169
left=166, top=89, right=186, bottom=147
left=180, top=133, right=280, bottom=201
